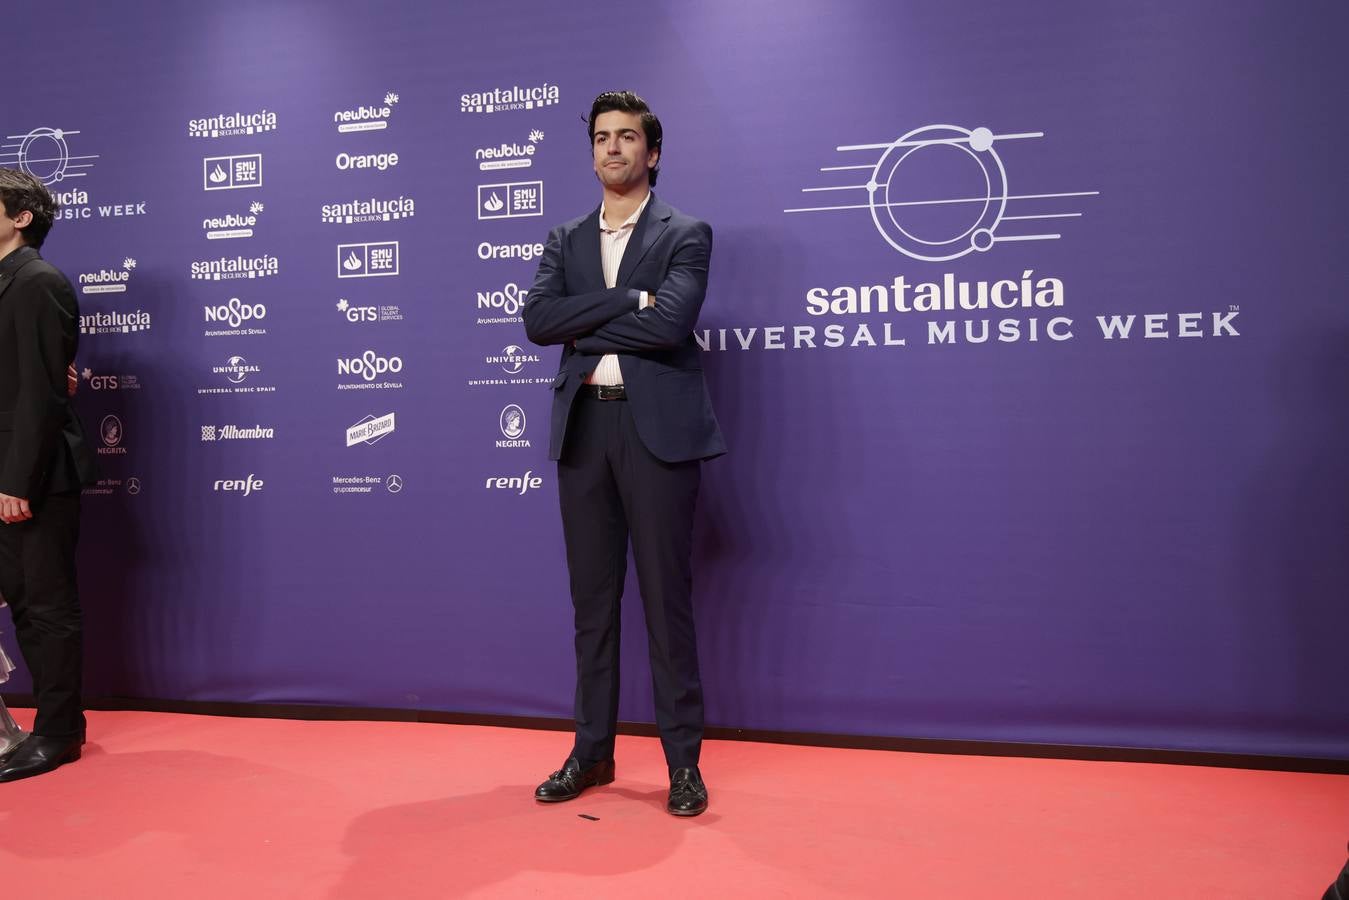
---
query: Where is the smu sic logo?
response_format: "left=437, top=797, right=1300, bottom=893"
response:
left=205, top=297, right=267, bottom=328
left=338, top=350, right=404, bottom=382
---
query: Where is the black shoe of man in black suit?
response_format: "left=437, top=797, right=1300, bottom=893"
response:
left=534, top=757, right=615, bottom=802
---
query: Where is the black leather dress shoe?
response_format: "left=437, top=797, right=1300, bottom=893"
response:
left=667, top=766, right=708, bottom=816
left=534, top=757, right=615, bottom=802
left=0, top=735, right=81, bottom=783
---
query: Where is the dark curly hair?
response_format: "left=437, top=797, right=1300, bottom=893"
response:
left=0, top=167, right=59, bottom=249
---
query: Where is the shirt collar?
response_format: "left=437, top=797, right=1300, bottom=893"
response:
left=598, top=192, right=651, bottom=234
left=0, top=245, right=38, bottom=277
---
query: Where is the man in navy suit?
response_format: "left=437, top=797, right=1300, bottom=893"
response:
left=524, top=91, right=724, bottom=816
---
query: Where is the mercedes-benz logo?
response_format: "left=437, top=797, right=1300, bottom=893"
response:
left=126, top=477, right=141, bottom=495
left=385, top=474, right=403, bottom=493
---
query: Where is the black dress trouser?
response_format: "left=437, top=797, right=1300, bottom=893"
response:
left=557, top=393, right=705, bottom=770
left=0, top=492, right=84, bottom=739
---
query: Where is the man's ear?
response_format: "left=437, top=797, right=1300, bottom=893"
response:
left=12, top=209, right=33, bottom=230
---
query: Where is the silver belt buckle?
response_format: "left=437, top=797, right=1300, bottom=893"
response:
left=597, top=384, right=625, bottom=400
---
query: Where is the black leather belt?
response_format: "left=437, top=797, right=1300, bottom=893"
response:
left=582, top=384, right=627, bottom=401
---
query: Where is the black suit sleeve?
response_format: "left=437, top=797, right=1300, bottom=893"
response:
left=572, top=221, right=712, bottom=354
left=0, top=271, right=77, bottom=499
left=522, top=225, right=643, bottom=346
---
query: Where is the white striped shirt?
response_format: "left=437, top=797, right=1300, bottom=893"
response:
left=587, top=192, right=651, bottom=386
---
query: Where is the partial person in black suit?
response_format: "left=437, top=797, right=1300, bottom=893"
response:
left=0, top=167, right=97, bottom=783
left=524, top=91, right=725, bottom=816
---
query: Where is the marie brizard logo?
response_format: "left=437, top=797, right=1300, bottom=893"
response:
left=0, top=127, right=98, bottom=184
left=787, top=124, right=1099, bottom=261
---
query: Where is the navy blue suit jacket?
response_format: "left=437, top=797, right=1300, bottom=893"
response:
left=523, top=194, right=726, bottom=463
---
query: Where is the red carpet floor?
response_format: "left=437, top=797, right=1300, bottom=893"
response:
left=0, top=709, right=1344, bottom=898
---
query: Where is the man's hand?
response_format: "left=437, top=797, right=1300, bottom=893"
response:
left=0, top=493, right=32, bottom=524
left=68, top=364, right=78, bottom=397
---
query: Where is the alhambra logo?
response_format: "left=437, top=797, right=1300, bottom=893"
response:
left=787, top=124, right=1097, bottom=261
left=188, top=108, right=277, bottom=139
left=460, top=82, right=559, bottom=114
left=335, top=92, right=400, bottom=133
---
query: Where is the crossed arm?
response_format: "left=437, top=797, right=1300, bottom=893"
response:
left=522, top=221, right=713, bottom=353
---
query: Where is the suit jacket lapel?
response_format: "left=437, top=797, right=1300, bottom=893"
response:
left=0, top=247, right=40, bottom=302
left=616, top=194, right=669, bottom=287
left=575, top=207, right=605, bottom=292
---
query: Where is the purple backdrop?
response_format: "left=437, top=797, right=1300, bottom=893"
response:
left=2, top=0, right=1346, bottom=759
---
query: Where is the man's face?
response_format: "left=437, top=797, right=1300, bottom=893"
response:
left=0, top=204, right=32, bottom=253
left=592, top=110, right=658, bottom=192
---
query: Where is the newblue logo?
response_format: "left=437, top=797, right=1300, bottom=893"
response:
left=477, top=129, right=544, bottom=170
left=335, top=92, right=399, bottom=133
left=78, top=258, right=136, bottom=295
left=204, top=202, right=264, bottom=239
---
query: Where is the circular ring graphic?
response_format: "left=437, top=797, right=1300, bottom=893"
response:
left=17, top=128, right=71, bottom=184
left=867, top=124, right=1008, bottom=262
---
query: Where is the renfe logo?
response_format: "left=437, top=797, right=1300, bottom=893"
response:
left=213, top=474, right=264, bottom=496
left=485, top=470, right=543, bottom=495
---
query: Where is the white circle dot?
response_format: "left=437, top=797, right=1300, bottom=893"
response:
left=969, top=127, right=993, bottom=152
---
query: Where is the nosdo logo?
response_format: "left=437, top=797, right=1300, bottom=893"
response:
left=78, top=257, right=137, bottom=295
left=476, top=129, right=544, bottom=170
left=204, top=297, right=267, bottom=329
left=213, top=474, right=264, bottom=496
left=204, top=154, right=262, bottom=191
left=335, top=151, right=400, bottom=172
left=190, top=254, right=279, bottom=281
left=188, top=109, right=277, bottom=139
left=338, top=350, right=404, bottom=382
left=321, top=194, right=415, bottom=225
left=335, top=91, right=399, bottom=133
left=477, top=282, right=528, bottom=316
left=485, top=470, right=543, bottom=495
left=204, top=201, right=264, bottom=240
left=460, top=83, right=559, bottom=115
left=486, top=344, right=540, bottom=375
